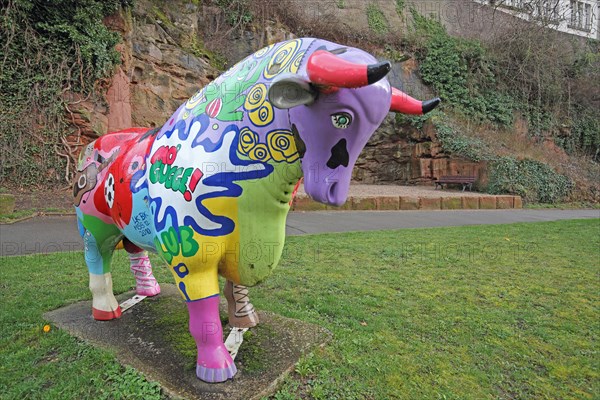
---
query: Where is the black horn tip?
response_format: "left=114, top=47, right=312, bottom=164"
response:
left=367, top=61, right=391, bottom=84
left=422, top=98, right=441, bottom=114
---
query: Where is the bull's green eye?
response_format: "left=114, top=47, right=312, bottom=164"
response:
left=331, top=112, right=353, bottom=129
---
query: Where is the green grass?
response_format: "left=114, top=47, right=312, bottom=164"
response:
left=395, top=0, right=405, bottom=16
left=0, top=208, right=74, bottom=224
left=0, top=220, right=598, bottom=399
left=525, top=202, right=600, bottom=210
left=0, top=209, right=38, bottom=224
left=366, top=3, right=389, bottom=35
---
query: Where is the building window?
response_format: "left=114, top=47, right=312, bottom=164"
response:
left=570, top=0, right=579, bottom=26
left=584, top=3, right=592, bottom=30
left=570, top=0, right=594, bottom=31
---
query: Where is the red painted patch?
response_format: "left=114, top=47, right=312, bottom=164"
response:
left=206, top=98, right=222, bottom=118
left=183, top=168, right=203, bottom=202
left=92, top=306, right=122, bottom=320
left=96, top=128, right=156, bottom=225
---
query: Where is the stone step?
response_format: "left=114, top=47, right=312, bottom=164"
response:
left=292, top=195, right=522, bottom=211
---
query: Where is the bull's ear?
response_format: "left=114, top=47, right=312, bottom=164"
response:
left=269, top=74, right=317, bottom=109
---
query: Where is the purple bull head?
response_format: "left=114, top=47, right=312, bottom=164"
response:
left=269, top=44, right=440, bottom=206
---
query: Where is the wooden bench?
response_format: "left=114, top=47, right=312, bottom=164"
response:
left=434, top=176, right=476, bottom=192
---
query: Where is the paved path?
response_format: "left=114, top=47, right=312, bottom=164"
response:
left=1, top=210, right=597, bottom=256
left=285, top=209, right=599, bottom=235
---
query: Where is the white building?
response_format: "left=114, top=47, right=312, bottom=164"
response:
left=474, top=0, right=600, bottom=39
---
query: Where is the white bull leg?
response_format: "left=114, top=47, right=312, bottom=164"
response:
left=83, top=229, right=121, bottom=320
left=89, top=273, right=121, bottom=320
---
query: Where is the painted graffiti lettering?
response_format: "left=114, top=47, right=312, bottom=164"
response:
left=150, top=145, right=178, bottom=165
left=132, top=211, right=152, bottom=237
left=155, top=226, right=199, bottom=264
left=149, top=145, right=203, bottom=202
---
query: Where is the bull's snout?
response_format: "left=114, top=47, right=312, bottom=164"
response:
left=302, top=163, right=352, bottom=207
left=326, top=181, right=348, bottom=206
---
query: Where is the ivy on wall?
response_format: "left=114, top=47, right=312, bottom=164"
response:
left=563, top=104, right=600, bottom=160
left=408, top=8, right=600, bottom=160
left=487, top=157, right=573, bottom=203
left=214, top=0, right=253, bottom=27
left=410, top=9, right=516, bottom=127
left=367, top=3, right=389, bottom=35
left=0, top=0, right=126, bottom=186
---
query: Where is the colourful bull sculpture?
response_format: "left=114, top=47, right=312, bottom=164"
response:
left=74, top=38, right=440, bottom=383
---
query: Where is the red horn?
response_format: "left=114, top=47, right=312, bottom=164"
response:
left=307, top=50, right=391, bottom=89
left=390, top=87, right=441, bottom=115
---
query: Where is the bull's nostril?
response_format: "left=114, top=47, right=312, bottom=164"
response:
left=327, top=182, right=338, bottom=202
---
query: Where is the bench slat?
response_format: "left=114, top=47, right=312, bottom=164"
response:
left=434, top=176, right=477, bottom=192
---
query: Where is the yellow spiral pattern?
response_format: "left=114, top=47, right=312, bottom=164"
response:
left=249, top=103, right=274, bottom=127
left=238, top=127, right=299, bottom=164
left=243, top=83, right=274, bottom=127
left=288, top=51, right=305, bottom=74
left=244, top=84, right=268, bottom=112
left=264, top=39, right=302, bottom=80
left=238, top=127, right=259, bottom=155
left=185, top=89, right=205, bottom=109
left=248, top=144, right=270, bottom=162
left=268, top=130, right=299, bottom=163
left=253, top=44, right=275, bottom=59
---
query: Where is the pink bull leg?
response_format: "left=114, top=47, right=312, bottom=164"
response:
left=188, top=295, right=237, bottom=382
left=128, top=251, right=161, bottom=297
left=123, top=239, right=160, bottom=297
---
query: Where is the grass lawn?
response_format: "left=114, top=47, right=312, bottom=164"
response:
left=524, top=202, right=600, bottom=210
left=0, top=208, right=74, bottom=224
left=0, top=219, right=598, bottom=399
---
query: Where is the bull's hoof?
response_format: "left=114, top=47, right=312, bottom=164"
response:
left=92, top=306, right=122, bottom=321
left=136, top=282, right=161, bottom=297
left=196, top=363, right=237, bottom=383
